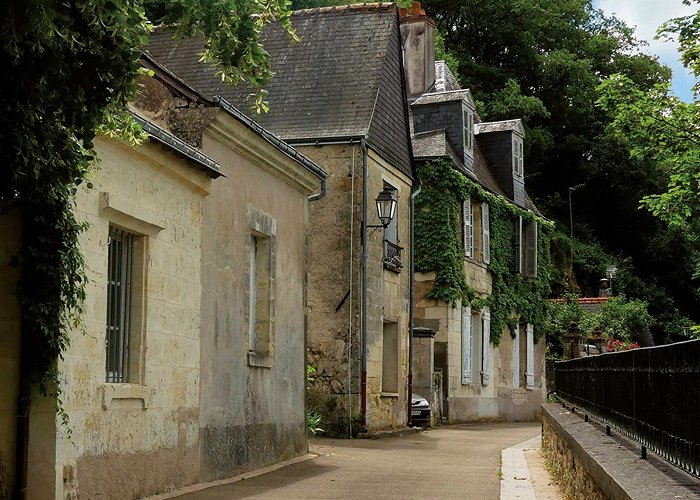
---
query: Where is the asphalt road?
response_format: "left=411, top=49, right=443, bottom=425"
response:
left=172, top=422, right=542, bottom=500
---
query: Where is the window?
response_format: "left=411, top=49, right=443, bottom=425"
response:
left=463, top=196, right=474, bottom=258
left=513, top=136, right=524, bottom=177
left=249, top=233, right=272, bottom=359
left=526, top=323, right=535, bottom=390
left=515, top=218, right=537, bottom=277
left=106, top=226, right=145, bottom=383
left=382, top=321, right=399, bottom=393
left=463, top=105, right=474, bottom=166
left=481, top=202, right=490, bottom=264
left=461, top=305, right=472, bottom=384
left=481, top=307, right=491, bottom=386
left=383, top=184, right=403, bottom=271
left=512, top=325, right=520, bottom=389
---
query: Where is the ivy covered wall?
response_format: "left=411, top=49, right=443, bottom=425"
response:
left=414, top=159, right=553, bottom=344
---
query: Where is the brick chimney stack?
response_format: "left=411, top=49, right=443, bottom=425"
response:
left=399, top=2, right=436, bottom=98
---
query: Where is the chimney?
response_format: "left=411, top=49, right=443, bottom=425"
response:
left=399, top=2, right=436, bottom=98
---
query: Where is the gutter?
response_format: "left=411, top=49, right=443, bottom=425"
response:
left=131, top=112, right=223, bottom=178
left=211, top=96, right=328, bottom=201
left=407, top=180, right=421, bottom=426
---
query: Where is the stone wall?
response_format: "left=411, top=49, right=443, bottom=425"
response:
left=197, top=111, right=318, bottom=480
left=53, top=136, right=212, bottom=499
left=300, top=144, right=413, bottom=435
left=541, top=412, right=607, bottom=500
left=413, top=196, right=546, bottom=424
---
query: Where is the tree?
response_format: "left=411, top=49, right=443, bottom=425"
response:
left=421, top=0, right=699, bottom=337
left=597, top=2, right=700, bottom=330
left=1, top=0, right=295, bottom=399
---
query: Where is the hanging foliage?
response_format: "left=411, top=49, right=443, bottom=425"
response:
left=415, top=159, right=553, bottom=344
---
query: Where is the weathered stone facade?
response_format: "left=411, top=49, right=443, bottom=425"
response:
left=56, top=136, right=211, bottom=499
left=303, top=144, right=413, bottom=434
left=197, top=108, right=321, bottom=480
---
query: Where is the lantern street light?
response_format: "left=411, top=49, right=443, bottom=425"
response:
left=369, top=187, right=397, bottom=228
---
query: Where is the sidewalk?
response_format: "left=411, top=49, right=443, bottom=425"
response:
left=500, top=436, right=562, bottom=500
left=154, top=422, right=560, bottom=499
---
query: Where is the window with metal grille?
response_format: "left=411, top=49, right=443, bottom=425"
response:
left=106, top=227, right=136, bottom=383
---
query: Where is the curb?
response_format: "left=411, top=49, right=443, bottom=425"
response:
left=142, top=453, right=318, bottom=499
left=500, top=436, right=541, bottom=500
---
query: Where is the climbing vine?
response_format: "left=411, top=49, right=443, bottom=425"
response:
left=1, top=0, right=296, bottom=407
left=415, top=159, right=553, bottom=344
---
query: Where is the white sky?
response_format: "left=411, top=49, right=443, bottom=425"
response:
left=594, top=0, right=696, bottom=100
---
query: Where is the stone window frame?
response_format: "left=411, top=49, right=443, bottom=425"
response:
left=99, top=191, right=162, bottom=408
left=245, top=205, right=277, bottom=369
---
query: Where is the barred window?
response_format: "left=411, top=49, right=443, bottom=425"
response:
left=105, top=227, right=138, bottom=383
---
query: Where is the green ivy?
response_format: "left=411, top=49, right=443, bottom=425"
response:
left=415, top=159, right=553, bottom=344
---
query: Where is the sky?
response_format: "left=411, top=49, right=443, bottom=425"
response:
left=594, top=0, right=696, bottom=101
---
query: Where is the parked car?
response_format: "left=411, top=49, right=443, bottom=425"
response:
left=411, top=393, right=431, bottom=426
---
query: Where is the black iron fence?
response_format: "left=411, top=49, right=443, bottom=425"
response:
left=555, top=339, right=700, bottom=478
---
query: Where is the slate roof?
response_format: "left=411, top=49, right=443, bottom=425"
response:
left=138, top=52, right=327, bottom=182
left=411, top=130, right=461, bottom=163
left=147, top=3, right=413, bottom=178
left=475, top=119, right=524, bottom=136
left=412, top=89, right=473, bottom=106
left=433, top=61, right=461, bottom=92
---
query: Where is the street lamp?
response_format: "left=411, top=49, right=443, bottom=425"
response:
left=606, top=265, right=617, bottom=296
left=371, top=187, right=397, bottom=228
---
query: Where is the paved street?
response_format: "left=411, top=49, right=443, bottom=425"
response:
left=170, top=422, right=543, bottom=500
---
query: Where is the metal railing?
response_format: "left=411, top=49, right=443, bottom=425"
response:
left=383, top=240, right=403, bottom=271
left=555, top=339, right=700, bottom=478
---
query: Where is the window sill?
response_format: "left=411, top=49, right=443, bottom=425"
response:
left=380, top=392, right=399, bottom=398
left=99, top=383, right=155, bottom=410
left=248, top=351, right=273, bottom=368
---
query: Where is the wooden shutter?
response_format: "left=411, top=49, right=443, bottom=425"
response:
left=481, top=202, right=490, bottom=264
left=515, top=217, right=523, bottom=274
left=461, top=305, right=472, bottom=384
left=463, top=196, right=473, bottom=258
left=518, top=140, right=524, bottom=175
left=481, top=307, right=491, bottom=386
left=526, top=323, right=535, bottom=390
left=513, top=137, right=520, bottom=175
left=525, top=221, right=538, bottom=278
left=512, top=325, right=520, bottom=389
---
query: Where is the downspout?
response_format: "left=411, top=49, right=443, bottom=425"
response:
left=407, top=181, right=421, bottom=427
left=308, top=176, right=326, bottom=202
left=360, top=138, right=369, bottom=431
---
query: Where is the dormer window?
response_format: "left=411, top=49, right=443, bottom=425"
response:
left=463, top=104, right=474, bottom=167
left=513, top=136, right=524, bottom=177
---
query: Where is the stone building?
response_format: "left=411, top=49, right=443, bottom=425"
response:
left=148, top=2, right=416, bottom=434
left=0, top=55, right=326, bottom=498
left=401, top=3, right=547, bottom=422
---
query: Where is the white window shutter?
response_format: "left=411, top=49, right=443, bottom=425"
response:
left=515, top=217, right=523, bottom=274
left=481, top=308, right=491, bottom=386
left=512, top=325, right=520, bottom=389
left=513, top=137, right=519, bottom=174
left=461, top=305, right=472, bottom=384
left=463, top=196, right=473, bottom=258
left=526, top=323, right=535, bottom=390
left=481, top=202, right=490, bottom=264
left=525, top=221, right=538, bottom=278
left=519, top=140, right=524, bottom=176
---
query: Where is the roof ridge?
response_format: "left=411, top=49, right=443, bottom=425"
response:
left=293, top=2, right=395, bottom=15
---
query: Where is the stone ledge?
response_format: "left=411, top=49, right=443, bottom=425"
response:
left=541, top=403, right=699, bottom=499
left=357, top=426, right=423, bottom=440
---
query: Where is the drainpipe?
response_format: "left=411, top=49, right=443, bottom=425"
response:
left=308, top=177, right=326, bottom=202
left=407, top=181, right=421, bottom=427
left=360, top=138, right=369, bottom=431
